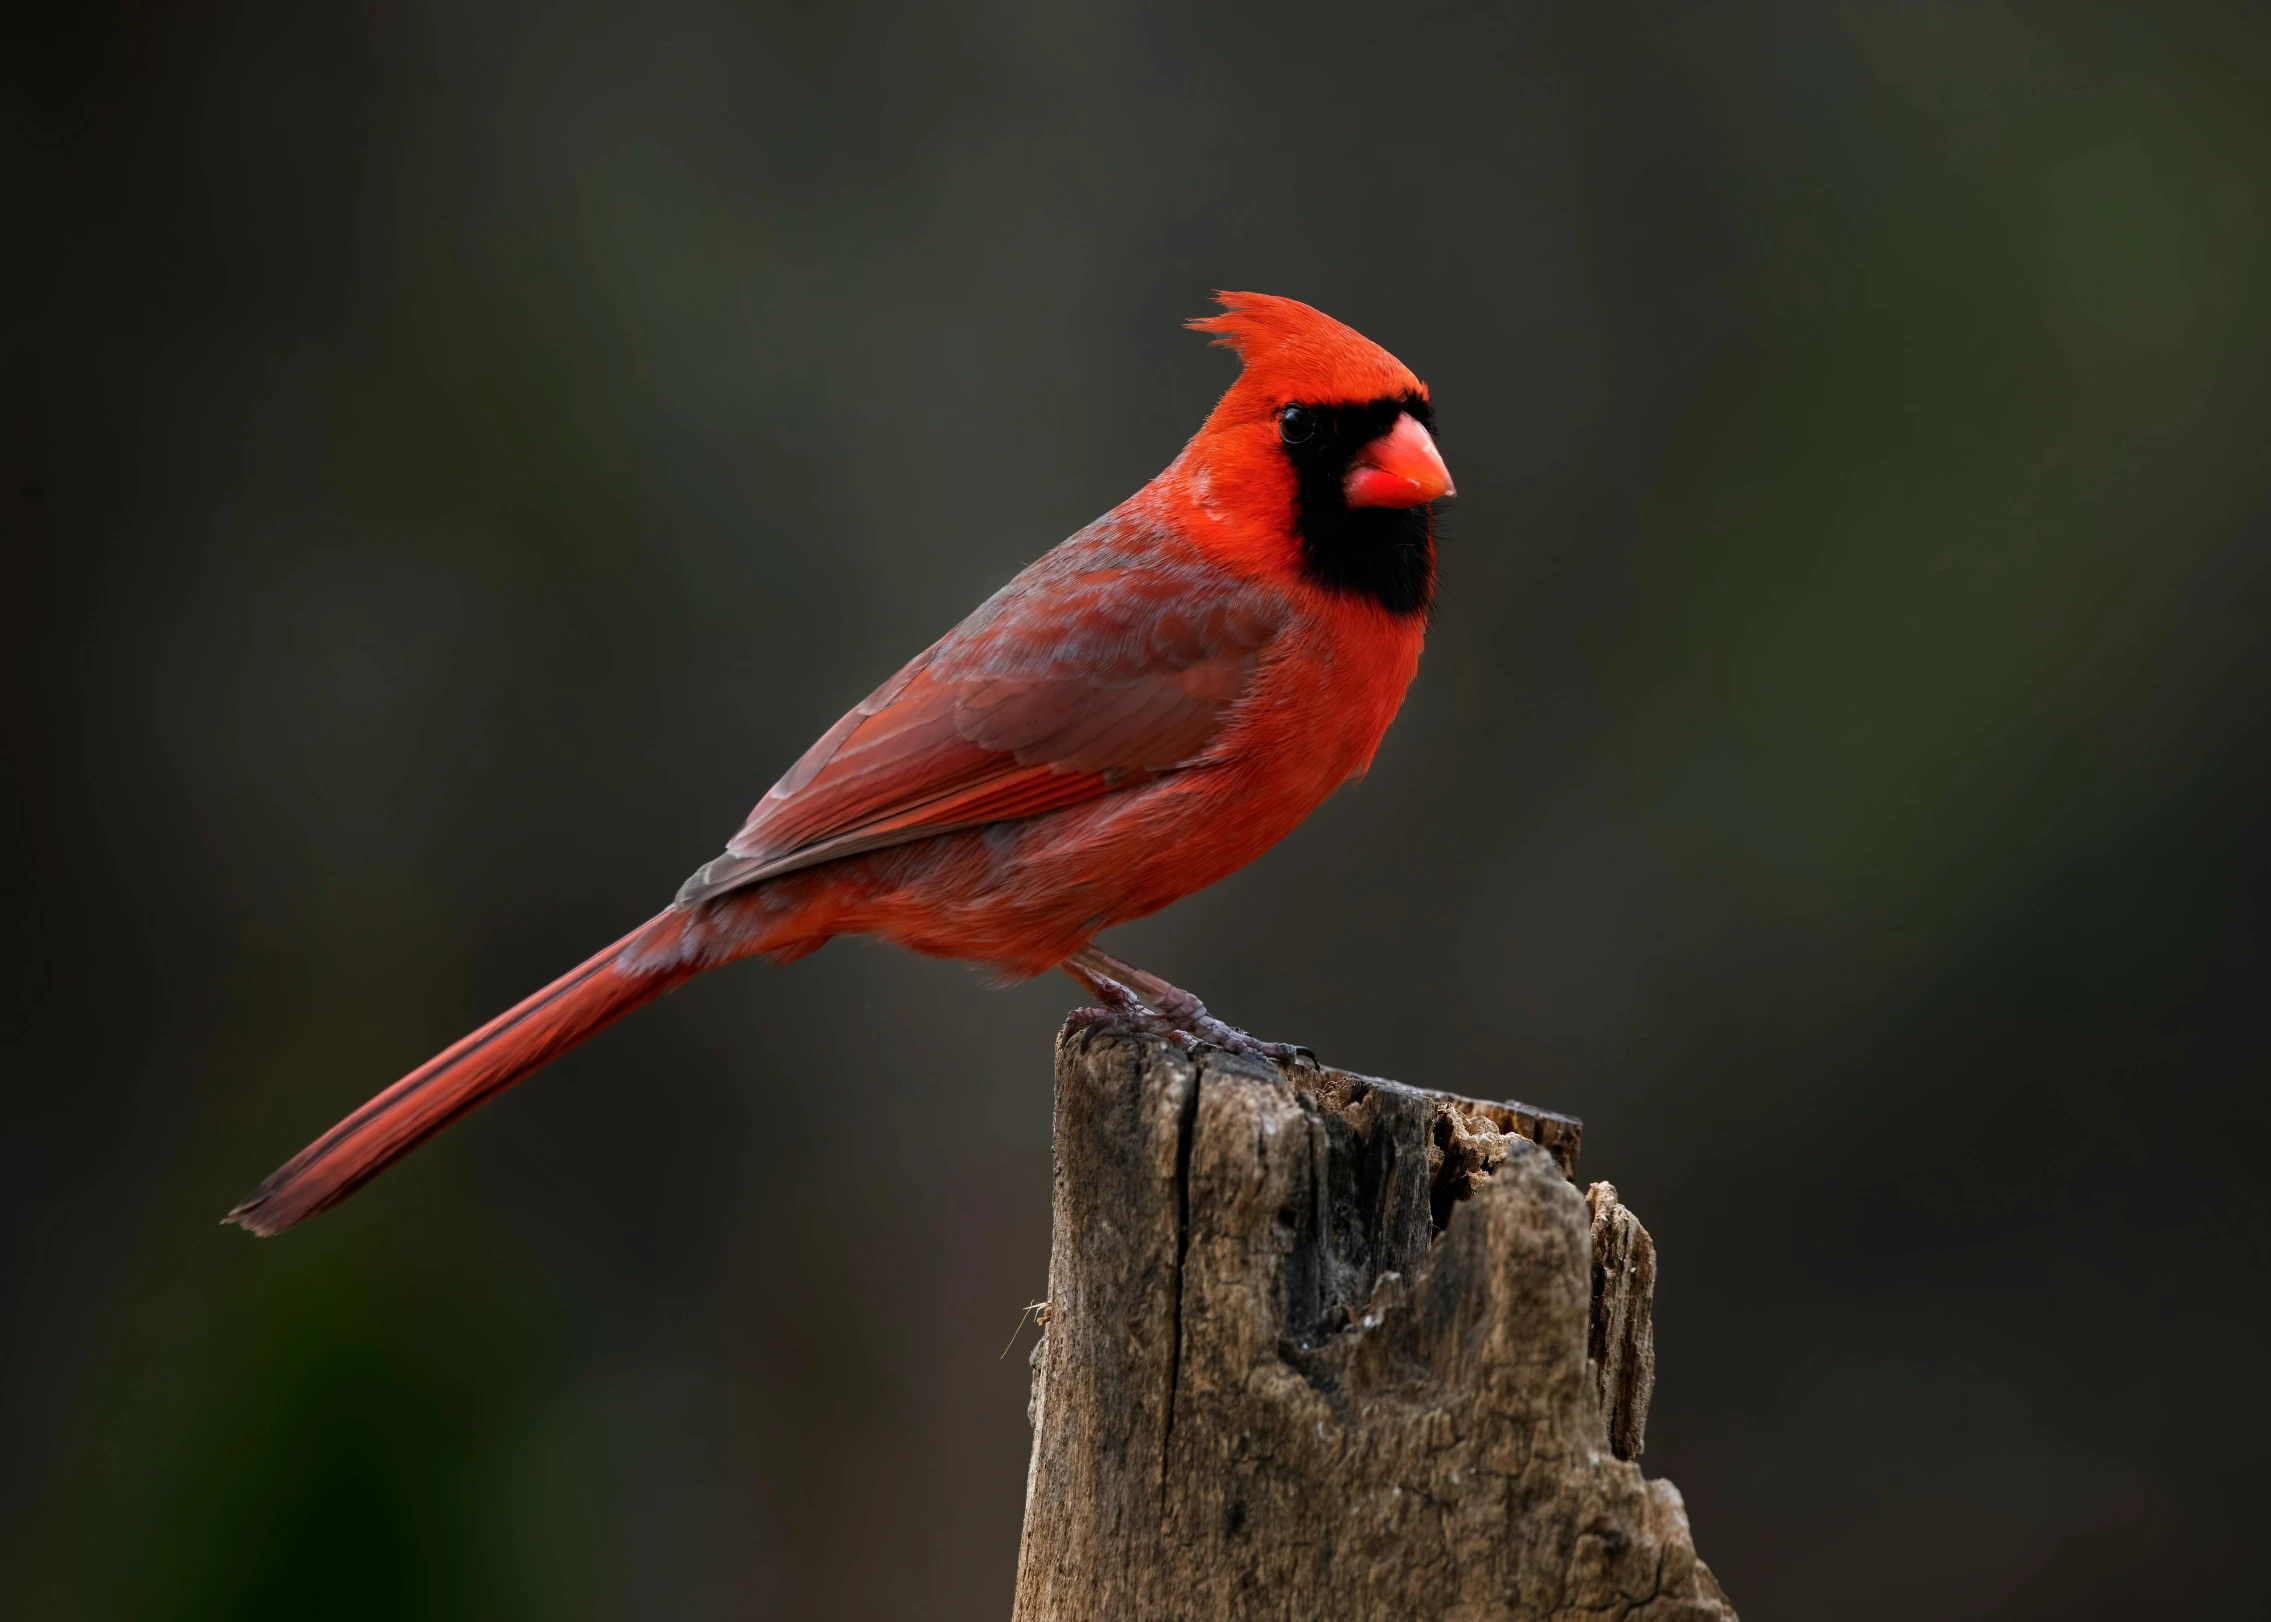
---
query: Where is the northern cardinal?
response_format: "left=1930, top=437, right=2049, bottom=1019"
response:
left=227, top=292, right=1454, bottom=1236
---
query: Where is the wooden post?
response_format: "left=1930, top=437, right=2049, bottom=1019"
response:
left=1012, top=1025, right=1737, bottom=1621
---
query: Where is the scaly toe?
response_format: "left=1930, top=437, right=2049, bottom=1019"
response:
left=1187, top=1012, right=1264, bottom=1057
left=1185, top=1014, right=1313, bottom=1066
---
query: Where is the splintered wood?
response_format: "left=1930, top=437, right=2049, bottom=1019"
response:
left=1012, top=1027, right=1735, bottom=1622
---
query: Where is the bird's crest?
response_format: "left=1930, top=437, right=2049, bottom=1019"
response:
left=1189, top=291, right=1424, bottom=408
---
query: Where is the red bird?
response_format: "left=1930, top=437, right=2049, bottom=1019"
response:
left=227, top=292, right=1454, bottom=1236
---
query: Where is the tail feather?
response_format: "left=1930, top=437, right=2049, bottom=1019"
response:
left=225, top=911, right=692, bottom=1237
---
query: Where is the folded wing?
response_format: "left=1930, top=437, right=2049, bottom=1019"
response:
left=676, top=554, right=1288, bottom=907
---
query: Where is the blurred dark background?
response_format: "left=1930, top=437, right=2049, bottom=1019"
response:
left=8, top=2, right=2270, bottom=1617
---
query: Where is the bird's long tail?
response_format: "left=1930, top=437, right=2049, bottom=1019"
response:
left=225, top=911, right=696, bottom=1236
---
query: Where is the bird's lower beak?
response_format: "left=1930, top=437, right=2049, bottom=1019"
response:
left=1342, top=412, right=1456, bottom=509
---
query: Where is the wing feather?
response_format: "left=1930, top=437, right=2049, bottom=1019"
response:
left=674, top=537, right=1287, bottom=908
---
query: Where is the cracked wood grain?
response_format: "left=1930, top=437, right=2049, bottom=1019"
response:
left=1012, top=1026, right=1736, bottom=1622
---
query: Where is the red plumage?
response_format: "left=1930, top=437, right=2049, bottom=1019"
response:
left=227, top=292, right=1452, bottom=1235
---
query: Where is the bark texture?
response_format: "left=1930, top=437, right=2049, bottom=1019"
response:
left=1013, top=1025, right=1734, bottom=1622
left=1586, top=1182, right=1657, bottom=1466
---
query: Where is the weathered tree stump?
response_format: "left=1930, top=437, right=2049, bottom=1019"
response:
left=1012, top=1025, right=1736, bottom=1621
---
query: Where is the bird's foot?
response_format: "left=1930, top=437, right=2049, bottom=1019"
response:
left=1060, top=949, right=1314, bottom=1066
left=1062, top=974, right=1205, bottom=1051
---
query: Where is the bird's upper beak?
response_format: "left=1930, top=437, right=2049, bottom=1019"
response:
left=1342, top=412, right=1456, bottom=509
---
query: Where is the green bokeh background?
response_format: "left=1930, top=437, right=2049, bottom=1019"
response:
left=9, top=3, right=2270, bottom=1617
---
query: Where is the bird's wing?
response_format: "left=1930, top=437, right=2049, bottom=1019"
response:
left=675, top=551, right=1288, bottom=906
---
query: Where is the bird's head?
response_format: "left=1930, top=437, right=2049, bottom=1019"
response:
left=1173, top=291, right=1452, bottom=619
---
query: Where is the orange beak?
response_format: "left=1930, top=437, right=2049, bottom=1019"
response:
left=1342, top=412, right=1455, bottom=509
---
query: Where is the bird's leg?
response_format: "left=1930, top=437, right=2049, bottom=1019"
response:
left=1060, top=946, right=1311, bottom=1064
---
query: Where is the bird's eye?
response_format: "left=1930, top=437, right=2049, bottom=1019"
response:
left=1278, top=406, right=1317, bottom=447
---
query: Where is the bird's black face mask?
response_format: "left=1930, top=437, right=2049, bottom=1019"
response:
left=1276, top=393, right=1439, bottom=619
